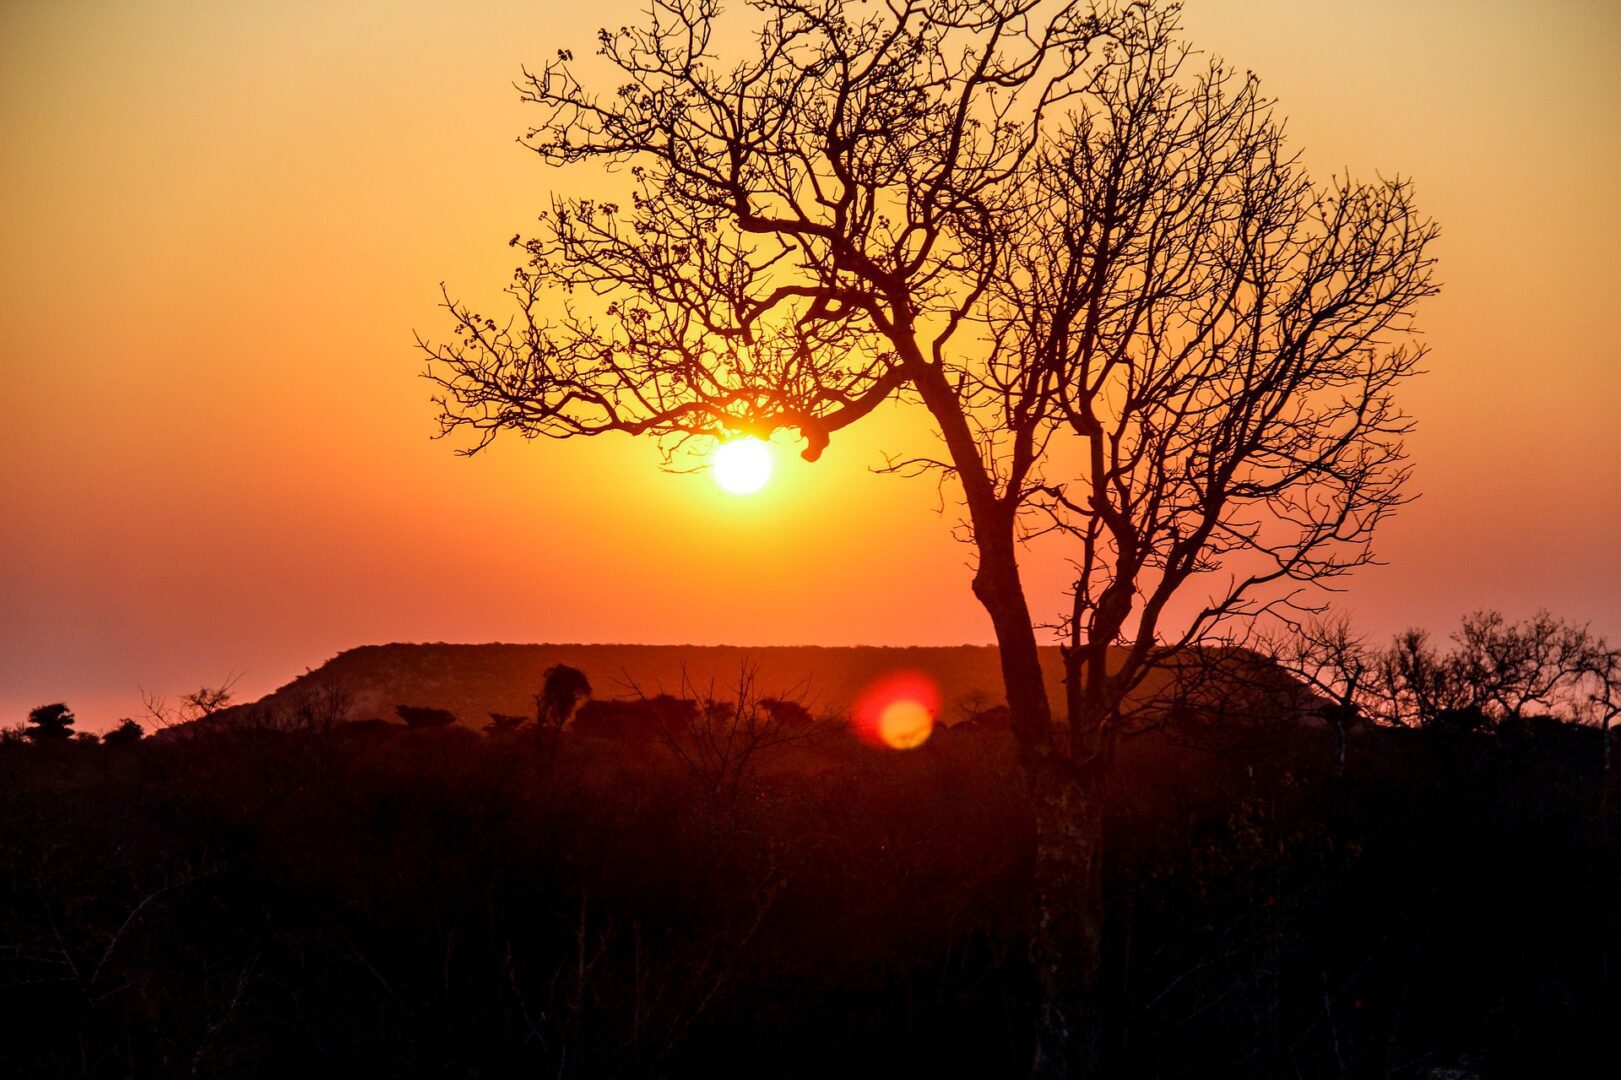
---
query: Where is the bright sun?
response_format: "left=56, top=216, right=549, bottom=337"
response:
left=712, top=437, right=773, bottom=495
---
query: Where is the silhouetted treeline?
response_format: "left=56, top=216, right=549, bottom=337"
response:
left=3, top=674, right=1618, bottom=1078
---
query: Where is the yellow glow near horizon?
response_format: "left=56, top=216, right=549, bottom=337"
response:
left=712, top=438, right=773, bottom=495
left=878, top=699, right=934, bottom=749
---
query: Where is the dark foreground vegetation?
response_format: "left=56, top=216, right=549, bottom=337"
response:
left=3, top=692, right=1618, bottom=1078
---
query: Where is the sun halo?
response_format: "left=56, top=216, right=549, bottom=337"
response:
left=712, top=437, right=773, bottom=495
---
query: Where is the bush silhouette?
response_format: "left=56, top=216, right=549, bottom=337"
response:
left=572, top=698, right=668, bottom=741
left=484, top=711, right=527, bottom=736
left=101, top=718, right=145, bottom=746
left=395, top=704, right=457, bottom=729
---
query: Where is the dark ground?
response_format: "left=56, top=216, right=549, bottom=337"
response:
left=2, top=713, right=1616, bottom=1078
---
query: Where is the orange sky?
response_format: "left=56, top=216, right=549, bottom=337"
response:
left=3, top=0, right=1619, bottom=730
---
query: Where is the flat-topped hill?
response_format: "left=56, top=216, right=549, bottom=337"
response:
left=204, top=641, right=1311, bottom=734
left=215, top=642, right=1061, bottom=730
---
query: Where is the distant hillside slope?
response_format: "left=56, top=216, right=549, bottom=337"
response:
left=211, top=643, right=1056, bottom=730
left=204, top=641, right=1311, bottom=733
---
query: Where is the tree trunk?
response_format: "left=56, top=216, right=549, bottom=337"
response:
left=912, top=354, right=1108, bottom=1076
left=1028, top=755, right=1106, bottom=1079
left=972, top=542, right=1107, bottom=1078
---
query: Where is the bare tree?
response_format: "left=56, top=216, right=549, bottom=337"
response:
left=1379, top=627, right=1481, bottom=731
left=1271, top=615, right=1377, bottom=771
left=642, top=666, right=830, bottom=822
left=1376, top=610, right=1620, bottom=736
left=140, top=675, right=240, bottom=733
left=1584, top=648, right=1621, bottom=776
left=1453, top=610, right=1612, bottom=724
left=279, top=680, right=354, bottom=737
left=419, top=2, right=1435, bottom=1072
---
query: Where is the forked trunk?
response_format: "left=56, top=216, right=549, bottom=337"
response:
left=973, top=546, right=1108, bottom=1078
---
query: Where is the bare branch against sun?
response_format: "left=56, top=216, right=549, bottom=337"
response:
left=418, top=4, right=1437, bottom=1070
left=419, top=0, right=1116, bottom=463
left=986, top=8, right=1439, bottom=750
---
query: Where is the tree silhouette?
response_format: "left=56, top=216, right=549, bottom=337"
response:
left=536, top=663, right=592, bottom=735
left=1376, top=611, right=1619, bottom=735
left=1272, top=615, right=1375, bottom=772
left=25, top=703, right=76, bottom=742
left=101, top=718, right=146, bottom=747
left=420, top=2, right=1437, bottom=1072
left=645, top=667, right=831, bottom=821
left=140, top=677, right=238, bottom=732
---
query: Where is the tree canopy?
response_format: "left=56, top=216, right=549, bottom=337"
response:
left=25, top=702, right=76, bottom=742
left=422, top=0, right=1436, bottom=754
left=420, top=3, right=1438, bottom=1071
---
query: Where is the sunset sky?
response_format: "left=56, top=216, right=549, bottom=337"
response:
left=3, top=0, right=1618, bottom=729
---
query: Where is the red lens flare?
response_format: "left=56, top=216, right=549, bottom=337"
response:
left=851, top=670, right=940, bottom=750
